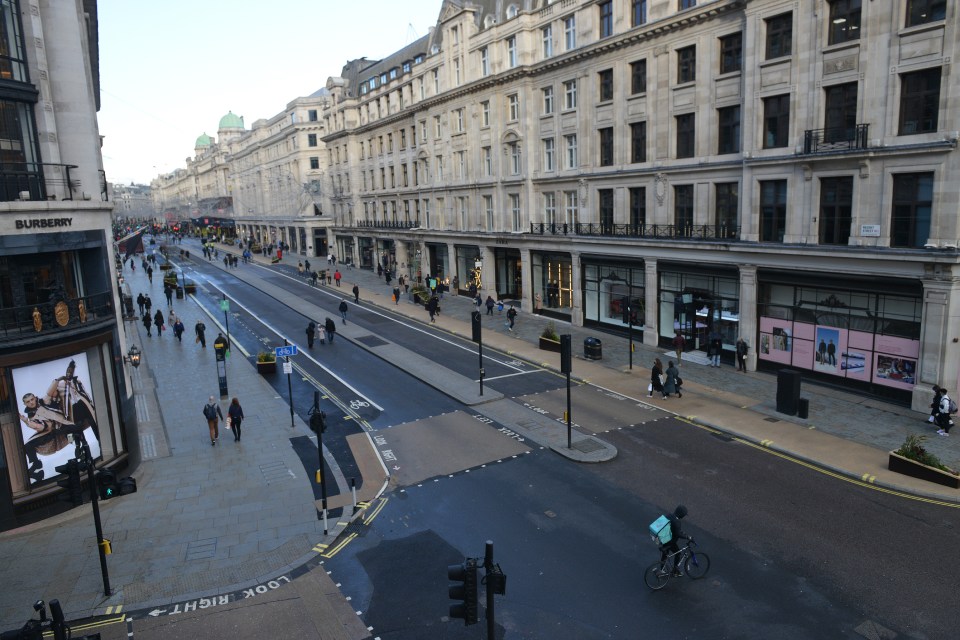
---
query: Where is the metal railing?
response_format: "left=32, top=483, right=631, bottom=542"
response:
left=803, top=124, right=869, bottom=154
left=0, top=162, right=81, bottom=202
left=531, top=222, right=741, bottom=240
left=0, top=290, right=115, bottom=339
left=355, top=219, right=420, bottom=229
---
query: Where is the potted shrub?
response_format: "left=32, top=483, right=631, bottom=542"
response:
left=539, top=322, right=562, bottom=352
left=888, top=434, right=960, bottom=489
left=256, top=351, right=277, bottom=374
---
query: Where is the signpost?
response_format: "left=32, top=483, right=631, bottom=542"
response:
left=277, top=342, right=297, bottom=428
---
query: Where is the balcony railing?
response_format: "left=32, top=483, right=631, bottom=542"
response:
left=0, top=162, right=81, bottom=202
left=803, top=124, right=869, bottom=154
left=355, top=219, right=421, bottom=229
left=0, top=290, right=115, bottom=339
left=531, top=222, right=741, bottom=240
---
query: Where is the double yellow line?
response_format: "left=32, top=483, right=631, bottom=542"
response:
left=313, top=497, right=390, bottom=558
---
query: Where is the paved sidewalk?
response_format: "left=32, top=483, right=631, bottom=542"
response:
left=2, top=237, right=957, bottom=637
left=267, top=245, right=960, bottom=500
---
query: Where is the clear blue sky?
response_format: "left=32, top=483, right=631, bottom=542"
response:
left=97, top=0, right=441, bottom=185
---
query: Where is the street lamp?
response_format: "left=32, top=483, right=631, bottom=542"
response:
left=124, top=345, right=141, bottom=368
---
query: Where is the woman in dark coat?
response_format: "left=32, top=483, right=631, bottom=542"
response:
left=227, top=397, right=245, bottom=442
left=154, top=309, right=165, bottom=336
left=648, top=358, right=664, bottom=398
left=142, top=312, right=153, bottom=337
left=664, top=361, right=682, bottom=398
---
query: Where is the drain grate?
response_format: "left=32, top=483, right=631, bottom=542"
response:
left=764, top=417, right=781, bottom=423
left=572, top=438, right=604, bottom=453
left=356, top=335, right=388, bottom=347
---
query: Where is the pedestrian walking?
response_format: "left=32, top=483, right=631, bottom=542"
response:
left=147, top=266, right=153, bottom=284
left=164, top=285, right=173, bottom=306
left=334, top=270, right=342, bottom=287
left=227, top=397, right=245, bottom=442
left=664, top=361, right=682, bottom=398
left=929, top=385, right=943, bottom=425
left=173, top=318, right=185, bottom=342
left=339, top=299, right=349, bottom=324
left=144, top=294, right=152, bottom=316
left=736, top=337, right=749, bottom=372
left=709, top=333, right=722, bottom=367
left=306, top=321, right=316, bottom=348
left=195, top=320, right=207, bottom=348
left=154, top=309, right=165, bottom=336
left=311, top=270, right=318, bottom=287
left=298, top=261, right=305, bottom=277
left=325, top=317, right=337, bottom=344
left=352, top=283, right=360, bottom=303
left=506, top=305, right=517, bottom=331
left=648, top=358, right=665, bottom=398
left=305, top=260, right=311, bottom=274
left=202, top=396, right=224, bottom=446
left=393, top=286, right=401, bottom=305
left=485, top=295, right=496, bottom=315
left=317, top=322, right=326, bottom=345
left=136, top=292, right=146, bottom=315
left=427, top=295, right=439, bottom=323
left=936, top=388, right=955, bottom=436
left=142, top=311, right=152, bottom=337
left=672, top=331, right=686, bottom=365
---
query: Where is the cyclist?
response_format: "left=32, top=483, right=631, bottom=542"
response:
left=659, top=504, right=690, bottom=576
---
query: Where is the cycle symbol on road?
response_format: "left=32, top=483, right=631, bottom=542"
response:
left=349, top=400, right=370, bottom=410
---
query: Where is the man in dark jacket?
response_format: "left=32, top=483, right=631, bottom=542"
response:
left=324, top=317, right=337, bottom=344
left=339, top=299, right=349, bottom=324
left=660, top=504, right=690, bottom=576
left=306, top=321, right=316, bottom=348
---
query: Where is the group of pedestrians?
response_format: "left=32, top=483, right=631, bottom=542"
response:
left=928, top=384, right=955, bottom=436
left=305, top=317, right=338, bottom=348
left=648, top=358, right=683, bottom=399
left=202, top=395, right=245, bottom=446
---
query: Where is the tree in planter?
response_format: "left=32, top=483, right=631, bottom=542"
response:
left=256, top=352, right=277, bottom=364
left=894, top=434, right=957, bottom=474
left=541, top=322, right=559, bottom=341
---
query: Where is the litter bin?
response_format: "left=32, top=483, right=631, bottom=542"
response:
left=797, top=397, right=809, bottom=419
left=776, top=369, right=801, bottom=415
left=176, top=286, right=184, bottom=299
left=584, top=337, right=602, bottom=360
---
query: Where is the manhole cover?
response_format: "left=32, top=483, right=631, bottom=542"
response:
left=356, top=335, right=388, bottom=347
left=572, top=438, right=604, bottom=453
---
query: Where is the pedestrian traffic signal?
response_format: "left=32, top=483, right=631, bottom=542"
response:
left=448, top=557, right=479, bottom=625
left=471, top=311, right=482, bottom=343
left=96, top=468, right=118, bottom=500
left=55, top=459, right=84, bottom=506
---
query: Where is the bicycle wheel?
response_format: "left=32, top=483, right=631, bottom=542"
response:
left=685, top=551, right=711, bottom=579
left=643, top=562, right=670, bottom=590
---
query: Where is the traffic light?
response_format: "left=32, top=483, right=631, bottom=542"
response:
left=447, top=557, right=479, bottom=625
left=309, top=410, right=327, bottom=433
left=55, top=459, right=83, bottom=506
left=96, top=469, right=118, bottom=500
left=471, top=311, right=482, bottom=343
left=117, top=476, right=138, bottom=495
left=560, top=334, right=572, bottom=373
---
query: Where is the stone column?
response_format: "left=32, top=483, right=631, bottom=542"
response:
left=481, top=245, right=497, bottom=295
left=446, top=242, right=458, bottom=284
left=570, top=251, right=583, bottom=325
left=738, top=264, right=758, bottom=372
left=643, top=259, right=659, bottom=347
left=394, top=239, right=408, bottom=275
left=520, top=247, right=533, bottom=313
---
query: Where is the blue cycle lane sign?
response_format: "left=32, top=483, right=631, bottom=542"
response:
left=275, top=345, right=298, bottom=358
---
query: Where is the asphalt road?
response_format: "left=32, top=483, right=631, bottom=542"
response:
left=159, top=250, right=960, bottom=638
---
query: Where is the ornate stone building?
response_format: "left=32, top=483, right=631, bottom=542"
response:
left=0, top=0, right=136, bottom=529
left=154, top=0, right=958, bottom=409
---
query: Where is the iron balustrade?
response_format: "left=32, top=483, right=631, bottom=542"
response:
left=355, top=219, right=421, bottom=229
left=530, top=222, right=741, bottom=240
left=0, top=162, right=81, bottom=202
left=0, top=290, right=116, bottom=339
left=803, top=124, right=869, bottom=154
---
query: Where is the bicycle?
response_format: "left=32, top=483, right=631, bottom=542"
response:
left=643, top=538, right=711, bottom=590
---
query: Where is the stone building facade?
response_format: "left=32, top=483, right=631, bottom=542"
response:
left=0, top=0, right=136, bottom=529
left=153, top=0, right=958, bottom=410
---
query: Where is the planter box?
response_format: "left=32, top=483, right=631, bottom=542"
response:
left=888, top=451, right=960, bottom=489
left=539, top=336, right=562, bottom=352
left=256, top=360, right=277, bottom=375
left=183, top=284, right=197, bottom=294
left=159, top=264, right=172, bottom=271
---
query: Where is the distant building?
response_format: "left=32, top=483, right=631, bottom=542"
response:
left=152, top=1, right=960, bottom=412
left=110, top=183, right=154, bottom=220
left=0, top=0, right=138, bottom=530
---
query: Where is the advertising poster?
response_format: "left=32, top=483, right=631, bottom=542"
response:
left=874, top=354, right=917, bottom=389
left=12, top=354, right=102, bottom=485
left=842, top=331, right=873, bottom=380
left=813, top=327, right=843, bottom=376
left=791, top=322, right=816, bottom=369
left=758, top=316, right=792, bottom=365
